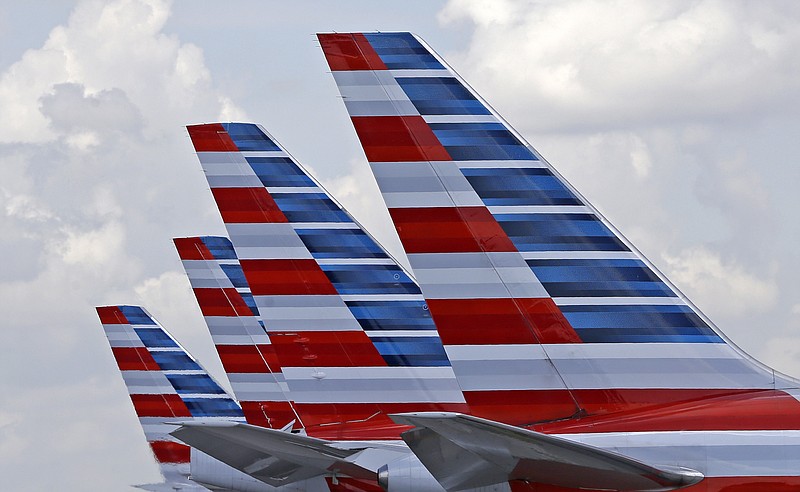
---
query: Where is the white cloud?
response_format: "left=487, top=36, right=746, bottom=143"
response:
left=0, top=0, right=241, bottom=144
left=761, top=336, right=800, bottom=381
left=58, top=220, right=126, bottom=266
left=439, top=0, right=800, bottom=131
left=322, top=158, right=410, bottom=270
left=3, top=192, right=54, bottom=221
left=661, top=246, right=778, bottom=317
left=0, top=0, right=245, bottom=489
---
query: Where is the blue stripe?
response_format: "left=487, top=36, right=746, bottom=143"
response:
left=463, top=168, right=583, bottom=206
left=371, top=337, right=450, bottom=367
left=346, top=300, right=437, bottom=331
left=271, top=193, right=349, bottom=222
left=239, top=292, right=259, bottom=317
left=222, top=123, right=280, bottom=152
left=560, top=304, right=695, bottom=313
left=119, top=306, right=156, bottom=325
left=165, top=374, right=226, bottom=395
left=397, top=77, right=490, bottom=115
left=380, top=354, right=453, bottom=366
left=575, top=332, right=724, bottom=343
left=365, top=33, right=444, bottom=70
left=150, top=352, right=201, bottom=371
left=200, top=236, right=237, bottom=260
left=320, top=264, right=421, bottom=295
left=560, top=304, right=721, bottom=343
left=246, top=157, right=316, bottom=188
left=220, top=264, right=248, bottom=289
left=296, top=228, right=388, bottom=259
left=183, top=398, right=244, bottom=418
left=428, top=123, right=537, bottom=161
left=527, top=259, right=676, bottom=298
left=133, top=328, right=178, bottom=348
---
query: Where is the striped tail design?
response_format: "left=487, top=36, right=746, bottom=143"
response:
left=174, top=236, right=298, bottom=430
left=185, top=123, right=467, bottom=438
left=96, top=305, right=244, bottom=485
left=318, top=32, right=785, bottom=425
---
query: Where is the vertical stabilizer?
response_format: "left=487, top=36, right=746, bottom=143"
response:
left=96, top=305, right=244, bottom=488
left=318, top=32, right=785, bottom=424
left=184, top=123, right=467, bottom=438
left=174, top=235, right=299, bottom=430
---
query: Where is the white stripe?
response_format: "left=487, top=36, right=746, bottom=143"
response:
left=255, top=295, right=362, bottom=332
left=554, top=297, right=687, bottom=306
left=339, top=294, right=425, bottom=302
left=445, top=344, right=548, bottom=361
left=455, top=160, right=548, bottom=169
left=315, top=258, right=397, bottom=265
left=487, top=205, right=593, bottom=214
left=521, top=251, right=640, bottom=260
left=562, top=430, right=800, bottom=477
left=365, top=330, right=440, bottom=338
left=240, top=151, right=288, bottom=158
left=390, top=69, right=452, bottom=77
left=381, top=190, right=484, bottom=208
left=266, top=187, right=322, bottom=194
left=290, top=222, right=359, bottom=230
left=282, top=366, right=465, bottom=403
left=543, top=343, right=743, bottom=360
left=409, top=252, right=547, bottom=299
left=422, top=114, right=499, bottom=124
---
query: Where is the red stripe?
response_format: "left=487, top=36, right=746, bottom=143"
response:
left=193, top=288, right=254, bottom=317
left=687, top=477, right=800, bottom=491
left=317, top=33, right=387, bottom=71
left=210, top=187, right=288, bottom=224
left=150, top=441, right=190, bottom=464
left=173, top=237, right=213, bottom=260
left=299, top=402, right=469, bottom=440
left=240, top=401, right=298, bottom=430
left=96, top=306, right=127, bottom=324
left=465, top=390, right=580, bottom=424
left=427, top=298, right=580, bottom=345
left=511, top=477, right=800, bottom=492
left=130, top=394, right=191, bottom=418
left=351, top=116, right=451, bottom=162
left=111, top=347, right=160, bottom=371
left=187, top=123, right=238, bottom=152
left=216, top=344, right=279, bottom=373
left=239, top=259, right=338, bottom=295
left=573, top=388, right=755, bottom=416
left=461, top=389, right=770, bottom=427
left=390, top=206, right=517, bottom=254
left=269, top=331, right=387, bottom=367
left=510, top=481, right=607, bottom=492
left=326, top=477, right=384, bottom=492
left=537, top=389, right=800, bottom=433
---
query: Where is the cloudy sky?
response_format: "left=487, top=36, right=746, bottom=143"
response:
left=1, top=0, right=799, bottom=489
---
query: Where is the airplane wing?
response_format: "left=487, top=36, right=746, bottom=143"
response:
left=390, top=412, right=703, bottom=491
left=171, top=421, right=401, bottom=487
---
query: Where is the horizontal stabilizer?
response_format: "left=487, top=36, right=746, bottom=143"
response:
left=134, top=482, right=213, bottom=491
left=170, top=421, right=379, bottom=486
left=390, top=412, right=703, bottom=491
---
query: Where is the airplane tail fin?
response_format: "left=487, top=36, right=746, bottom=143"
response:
left=318, top=32, right=788, bottom=424
left=96, top=305, right=244, bottom=486
left=184, top=122, right=467, bottom=437
left=174, top=235, right=300, bottom=430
